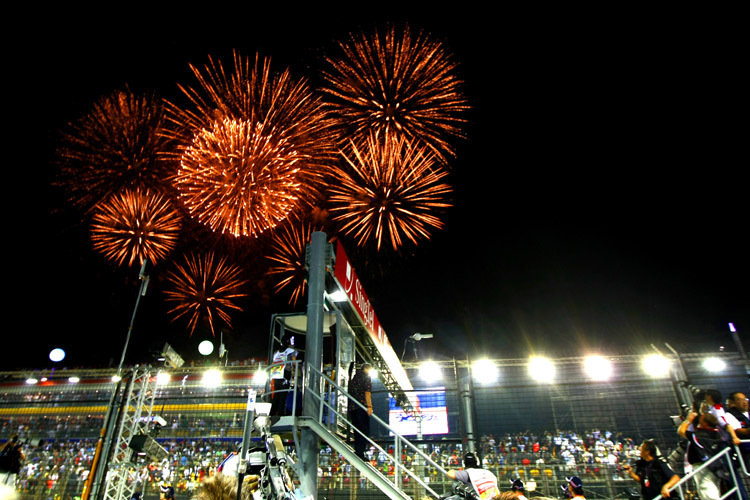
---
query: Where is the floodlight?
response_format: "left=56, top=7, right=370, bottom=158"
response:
left=156, top=372, right=171, bottom=385
left=369, top=368, right=379, bottom=380
left=419, top=361, right=443, bottom=383
left=528, top=357, right=556, bottom=382
left=68, top=376, right=80, bottom=383
left=26, top=378, right=38, bottom=385
left=111, top=375, right=122, bottom=383
left=198, top=340, right=214, bottom=356
left=328, top=290, right=348, bottom=302
left=473, top=359, right=499, bottom=384
left=702, top=357, right=726, bottom=373
left=583, top=356, right=613, bottom=381
left=253, top=369, right=268, bottom=386
left=49, top=348, right=66, bottom=363
left=202, top=369, right=222, bottom=388
left=642, top=354, right=671, bottom=377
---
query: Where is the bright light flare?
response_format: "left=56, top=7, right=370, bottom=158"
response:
left=49, top=348, right=66, bottom=363
left=253, top=370, right=268, bottom=386
left=26, top=378, right=38, bottom=385
left=528, top=357, right=556, bottom=383
left=419, top=361, right=443, bottom=383
left=472, top=359, right=499, bottom=384
left=68, top=377, right=80, bottom=384
left=198, top=340, right=215, bottom=356
left=583, top=356, right=613, bottom=381
left=156, top=372, right=171, bottom=385
left=702, top=357, right=726, bottom=372
left=642, top=354, right=671, bottom=377
left=202, top=369, right=222, bottom=388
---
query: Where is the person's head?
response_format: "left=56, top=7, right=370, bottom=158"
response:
left=562, top=476, right=584, bottom=497
left=704, top=389, right=722, bottom=406
left=729, top=392, right=748, bottom=412
left=639, top=439, right=658, bottom=461
left=361, top=363, right=372, bottom=375
left=191, top=473, right=258, bottom=500
left=698, top=412, right=719, bottom=429
left=463, top=451, right=480, bottom=469
left=510, top=478, right=525, bottom=495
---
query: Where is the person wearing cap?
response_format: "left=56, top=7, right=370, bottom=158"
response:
left=561, top=476, right=585, bottom=500
left=159, top=481, right=175, bottom=500
left=623, top=440, right=680, bottom=499
left=509, top=478, right=528, bottom=500
left=445, top=451, right=500, bottom=500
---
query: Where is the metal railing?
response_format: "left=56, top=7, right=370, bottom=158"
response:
left=657, top=442, right=746, bottom=500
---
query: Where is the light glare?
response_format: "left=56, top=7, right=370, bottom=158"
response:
left=419, top=361, right=443, bottom=383
left=49, top=348, right=66, bottom=363
left=583, top=356, right=613, bottom=381
left=198, top=340, right=214, bottom=356
left=528, top=357, right=556, bottom=382
left=473, top=359, right=499, bottom=384
left=202, top=369, right=222, bottom=388
left=156, top=372, right=171, bottom=385
left=642, top=354, right=671, bottom=377
left=702, top=357, right=726, bottom=372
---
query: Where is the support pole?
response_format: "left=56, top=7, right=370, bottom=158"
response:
left=461, top=357, right=477, bottom=453
left=300, top=231, right=327, bottom=498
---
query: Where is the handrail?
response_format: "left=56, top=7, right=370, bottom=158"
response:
left=306, top=363, right=449, bottom=498
left=735, top=439, right=749, bottom=476
left=655, top=445, right=739, bottom=500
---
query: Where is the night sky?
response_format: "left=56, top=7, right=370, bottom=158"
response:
left=10, top=11, right=747, bottom=372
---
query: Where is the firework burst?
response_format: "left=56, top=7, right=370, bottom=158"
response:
left=90, top=187, right=181, bottom=267
left=321, top=25, right=469, bottom=163
left=164, top=252, right=248, bottom=336
left=168, top=52, right=333, bottom=237
left=328, top=135, right=452, bottom=251
left=267, top=221, right=319, bottom=306
left=57, top=88, right=175, bottom=212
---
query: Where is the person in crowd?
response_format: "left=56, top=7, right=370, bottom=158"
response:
left=509, top=478, right=528, bottom=500
left=727, top=392, right=749, bottom=464
left=561, top=476, right=585, bottom=500
left=678, top=411, right=723, bottom=500
left=623, top=440, right=680, bottom=499
left=270, top=336, right=297, bottom=416
left=348, top=363, right=373, bottom=461
left=445, top=451, right=500, bottom=499
left=190, top=473, right=258, bottom=500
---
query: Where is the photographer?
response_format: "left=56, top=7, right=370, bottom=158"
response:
left=678, top=411, right=724, bottom=500
left=0, top=434, right=25, bottom=488
left=623, top=439, right=680, bottom=499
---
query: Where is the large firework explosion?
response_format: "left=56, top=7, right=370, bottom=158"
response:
left=328, top=135, right=452, bottom=251
left=164, top=252, right=248, bottom=336
left=267, top=221, right=321, bottom=306
left=167, top=51, right=333, bottom=238
left=90, top=187, right=182, bottom=267
left=57, top=88, right=176, bottom=213
left=321, top=25, right=469, bottom=164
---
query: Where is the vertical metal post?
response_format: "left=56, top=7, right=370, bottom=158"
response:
left=300, top=231, right=327, bottom=498
left=461, top=357, right=477, bottom=453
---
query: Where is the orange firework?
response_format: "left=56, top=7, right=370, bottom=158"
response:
left=57, top=88, right=175, bottom=213
left=321, top=25, right=469, bottom=163
left=90, top=188, right=181, bottom=267
left=328, top=135, right=452, bottom=250
left=267, top=221, right=319, bottom=305
left=164, top=252, right=248, bottom=336
left=167, top=52, right=333, bottom=237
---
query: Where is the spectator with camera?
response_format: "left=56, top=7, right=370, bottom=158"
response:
left=678, top=411, right=724, bottom=500
left=623, top=439, right=680, bottom=499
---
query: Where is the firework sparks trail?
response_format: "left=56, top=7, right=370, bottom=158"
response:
left=164, top=252, right=248, bottom=336
left=321, top=25, right=469, bottom=163
left=267, top=221, right=319, bottom=305
left=90, top=187, right=181, bottom=267
left=328, top=135, right=452, bottom=250
left=167, top=52, right=333, bottom=237
left=57, top=88, right=175, bottom=212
